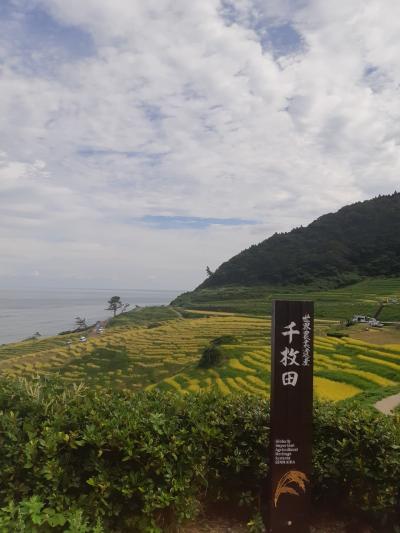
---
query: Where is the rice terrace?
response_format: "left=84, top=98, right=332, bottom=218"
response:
left=2, top=278, right=400, bottom=409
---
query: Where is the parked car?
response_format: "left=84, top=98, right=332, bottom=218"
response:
left=79, top=336, right=87, bottom=342
left=368, top=318, right=383, bottom=327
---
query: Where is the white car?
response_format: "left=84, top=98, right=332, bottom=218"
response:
left=79, top=336, right=87, bottom=342
left=368, top=319, right=383, bottom=327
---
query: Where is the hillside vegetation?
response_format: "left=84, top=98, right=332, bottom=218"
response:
left=173, top=277, right=400, bottom=320
left=0, top=379, right=399, bottom=531
left=199, top=192, right=400, bottom=288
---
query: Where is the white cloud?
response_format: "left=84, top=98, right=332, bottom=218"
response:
left=0, top=0, right=400, bottom=289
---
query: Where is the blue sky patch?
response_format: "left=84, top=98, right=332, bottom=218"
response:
left=141, top=104, right=168, bottom=123
left=266, top=23, right=305, bottom=57
left=364, top=66, right=378, bottom=77
left=0, top=2, right=95, bottom=75
left=78, top=148, right=169, bottom=166
left=78, top=148, right=145, bottom=158
left=363, top=65, right=388, bottom=93
left=219, top=1, right=305, bottom=58
left=141, top=215, right=258, bottom=229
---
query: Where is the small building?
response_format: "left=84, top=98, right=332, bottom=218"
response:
left=352, top=315, right=369, bottom=323
left=351, top=315, right=383, bottom=327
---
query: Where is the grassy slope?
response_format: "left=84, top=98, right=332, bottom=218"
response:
left=0, top=301, right=399, bottom=408
left=172, top=277, right=400, bottom=320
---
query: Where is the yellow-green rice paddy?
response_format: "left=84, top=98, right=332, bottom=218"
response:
left=0, top=310, right=399, bottom=403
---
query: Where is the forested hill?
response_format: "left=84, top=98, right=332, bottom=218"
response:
left=199, top=192, right=400, bottom=289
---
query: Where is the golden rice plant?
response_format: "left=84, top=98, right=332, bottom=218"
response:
left=214, top=377, right=230, bottom=396
left=316, top=354, right=355, bottom=370
left=136, top=362, right=163, bottom=368
left=164, top=377, right=182, bottom=391
left=187, top=379, right=201, bottom=393
left=242, top=355, right=268, bottom=370
left=364, top=348, right=400, bottom=360
left=224, top=377, right=243, bottom=393
left=343, top=338, right=370, bottom=347
left=314, top=377, right=361, bottom=401
left=163, top=359, right=187, bottom=366
left=314, top=342, right=335, bottom=351
left=319, top=335, right=345, bottom=345
left=382, top=343, right=400, bottom=351
left=341, top=369, right=396, bottom=387
left=228, top=358, right=256, bottom=374
left=246, top=375, right=269, bottom=389
left=314, top=362, right=338, bottom=372
left=331, top=354, right=352, bottom=362
left=357, top=354, right=400, bottom=371
left=274, top=471, right=309, bottom=508
left=249, top=350, right=271, bottom=361
left=203, top=377, right=213, bottom=391
left=234, top=377, right=265, bottom=395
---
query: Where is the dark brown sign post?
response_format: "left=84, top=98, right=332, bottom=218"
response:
left=268, top=300, right=314, bottom=533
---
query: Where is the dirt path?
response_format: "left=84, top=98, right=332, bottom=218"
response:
left=171, top=308, right=184, bottom=319
left=88, top=320, right=109, bottom=338
left=374, top=392, right=400, bottom=414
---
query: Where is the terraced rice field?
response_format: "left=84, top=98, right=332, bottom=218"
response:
left=0, top=311, right=399, bottom=403
left=153, top=322, right=400, bottom=401
left=173, top=277, right=400, bottom=320
left=0, top=314, right=269, bottom=391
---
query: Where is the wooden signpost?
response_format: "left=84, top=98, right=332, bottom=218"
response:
left=268, top=300, right=314, bottom=533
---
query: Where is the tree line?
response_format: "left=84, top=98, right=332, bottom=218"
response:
left=200, top=192, right=400, bottom=288
left=74, top=296, right=130, bottom=331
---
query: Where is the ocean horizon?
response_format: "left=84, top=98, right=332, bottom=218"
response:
left=0, top=287, right=182, bottom=345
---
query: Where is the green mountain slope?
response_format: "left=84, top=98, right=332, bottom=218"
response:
left=199, top=192, right=400, bottom=288
left=172, top=277, right=400, bottom=320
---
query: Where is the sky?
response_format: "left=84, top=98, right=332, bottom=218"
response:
left=1, top=0, right=400, bottom=290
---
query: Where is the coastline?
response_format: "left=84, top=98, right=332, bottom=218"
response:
left=0, top=288, right=182, bottom=346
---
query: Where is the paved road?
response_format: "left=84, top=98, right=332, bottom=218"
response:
left=374, top=392, right=400, bottom=415
left=88, top=320, right=109, bottom=338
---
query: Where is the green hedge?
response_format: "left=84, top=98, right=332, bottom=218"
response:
left=0, top=377, right=399, bottom=532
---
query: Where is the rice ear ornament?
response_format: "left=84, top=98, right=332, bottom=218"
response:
left=274, top=470, right=309, bottom=507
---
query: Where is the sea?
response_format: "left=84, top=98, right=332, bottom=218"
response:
left=0, top=288, right=182, bottom=345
